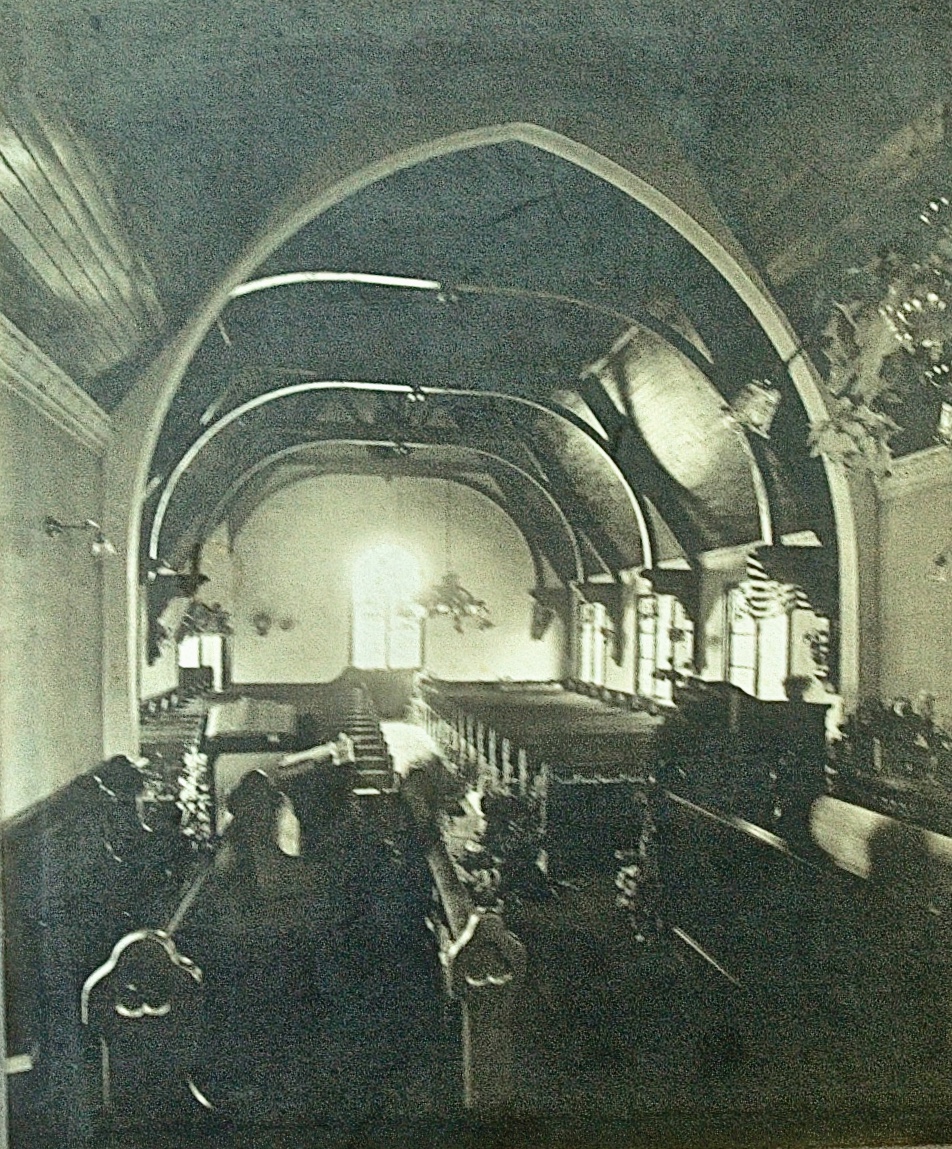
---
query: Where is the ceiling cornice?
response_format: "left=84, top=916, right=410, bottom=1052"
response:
left=0, top=312, right=112, bottom=453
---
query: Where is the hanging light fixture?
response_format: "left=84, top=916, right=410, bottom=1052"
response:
left=810, top=194, right=952, bottom=474
left=417, top=481, right=494, bottom=633
left=44, top=516, right=117, bottom=556
left=418, top=571, right=494, bottom=633
left=880, top=196, right=952, bottom=409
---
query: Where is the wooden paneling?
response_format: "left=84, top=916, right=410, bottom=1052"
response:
left=0, top=97, right=163, bottom=391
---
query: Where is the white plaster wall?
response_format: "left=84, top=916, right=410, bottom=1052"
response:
left=0, top=390, right=105, bottom=816
left=880, top=462, right=952, bottom=728
left=217, top=475, right=565, bottom=684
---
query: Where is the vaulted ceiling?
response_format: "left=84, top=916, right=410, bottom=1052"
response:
left=3, top=0, right=950, bottom=605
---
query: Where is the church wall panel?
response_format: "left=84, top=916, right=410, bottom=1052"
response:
left=879, top=450, right=952, bottom=725
left=216, top=474, right=565, bottom=685
left=0, top=388, right=105, bottom=817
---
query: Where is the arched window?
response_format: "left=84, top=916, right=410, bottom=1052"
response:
left=351, top=544, right=423, bottom=670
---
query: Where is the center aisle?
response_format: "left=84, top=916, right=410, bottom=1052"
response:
left=170, top=758, right=461, bottom=1138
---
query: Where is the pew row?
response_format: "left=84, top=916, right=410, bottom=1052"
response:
left=402, top=763, right=527, bottom=1108
left=81, top=738, right=527, bottom=1132
left=79, top=735, right=373, bottom=1126
left=3, top=750, right=212, bottom=1145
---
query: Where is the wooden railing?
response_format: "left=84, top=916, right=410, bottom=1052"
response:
left=412, top=693, right=546, bottom=803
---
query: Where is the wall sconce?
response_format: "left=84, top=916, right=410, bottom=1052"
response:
left=44, top=516, right=117, bottom=556
left=251, top=611, right=273, bottom=636
left=931, top=547, right=952, bottom=582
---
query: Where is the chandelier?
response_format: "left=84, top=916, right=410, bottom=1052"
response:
left=417, top=481, right=494, bottom=633
left=878, top=196, right=952, bottom=381
left=418, top=571, right=494, bottom=633
left=809, top=193, right=952, bottom=476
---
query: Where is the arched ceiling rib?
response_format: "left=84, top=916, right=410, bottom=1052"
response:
left=148, top=277, right=792, bottom=568
left=147, top=383, right=649, bottom=564
left=151, top=273, right=782, bottom=478
left=147, top=386, right=654, bottom=582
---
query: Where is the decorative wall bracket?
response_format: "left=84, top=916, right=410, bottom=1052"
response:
left=529, top=586, right=572, bottom=641
left=642, top=568, right=700, bottom=631
left=580, top=580, right=635, bottom=665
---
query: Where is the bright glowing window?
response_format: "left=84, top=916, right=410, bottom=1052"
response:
left=578, top=603, right=596, bottom=683
left=726, top=586, right=790, bottom=701
left=352, top=544, right=423, bottom=670
left=577, top=601, right=612, bottom=687
left=637, top=593, right=694, bottom=704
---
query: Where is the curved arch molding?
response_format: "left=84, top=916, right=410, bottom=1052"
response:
left=146, top=381, right=652, bottom=572
left=103, top=119, right=865, bottom=754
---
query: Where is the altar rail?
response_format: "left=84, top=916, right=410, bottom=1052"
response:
left=413, top=691, right=543, bottom=799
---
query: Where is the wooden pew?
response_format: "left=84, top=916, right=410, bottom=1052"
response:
left=78, top=736, right=456, bottom=1129
left=402, top=765, right=527, bottom=1108
left=78, top=755, right=313, bottom=1128
left=0, top=752, right=208, bottom=1145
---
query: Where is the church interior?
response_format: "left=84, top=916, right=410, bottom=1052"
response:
left=2, top=3, right=952, bottom=1146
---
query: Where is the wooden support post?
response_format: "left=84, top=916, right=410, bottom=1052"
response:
left=100, top=1037, right=111, bottom=1113
left=466, top=715, right=476, bottom=773
left=538, top=760, right=550, bottom=833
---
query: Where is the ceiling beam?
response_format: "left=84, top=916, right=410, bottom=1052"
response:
left=575, top=373, right=715, bottom=555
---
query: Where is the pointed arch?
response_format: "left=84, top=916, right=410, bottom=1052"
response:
left=104, top=119, right=864, bottom=754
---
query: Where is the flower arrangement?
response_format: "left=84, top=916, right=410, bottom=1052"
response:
left=176, top=749, right=213, bottom=846
left=614, top=800, right=663, bottom=943
left=810, top=198, right=952, bottom=476
left=829, top=695, right=952, bottom=787
left=448, top=791, right=548, bottom=908
left=174, top=600, right=233, bottom=642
